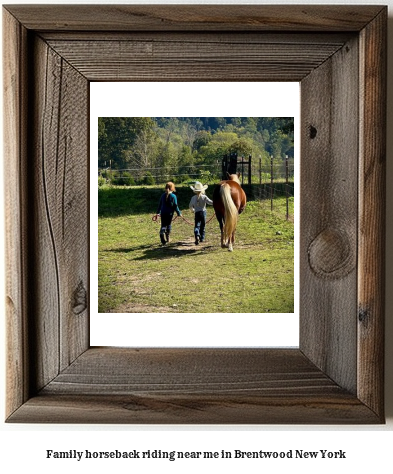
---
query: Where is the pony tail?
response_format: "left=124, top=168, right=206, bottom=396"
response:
left=220, top=183, right=238, bottom=241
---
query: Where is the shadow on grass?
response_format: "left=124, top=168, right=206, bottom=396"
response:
left=105, top=244, right=152, bottom=253
left=105, top=241, right=217, bottom=260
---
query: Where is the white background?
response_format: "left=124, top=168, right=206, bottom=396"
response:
left=90, top=82, right=300, bottom=348
left=1, top=1, right=392, bottom=473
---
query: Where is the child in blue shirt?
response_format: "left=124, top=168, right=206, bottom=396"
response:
left=189, top=181, right=213, bottom=245
left=155, top=182, right=182, bottom=245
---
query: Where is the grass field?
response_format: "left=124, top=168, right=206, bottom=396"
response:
left=98, top=185, right=294, bottom=313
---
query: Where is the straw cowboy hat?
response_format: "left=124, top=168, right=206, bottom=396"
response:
left=190, top=181, right=208, bottom=192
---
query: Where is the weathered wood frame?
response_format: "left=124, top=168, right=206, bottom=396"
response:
left=3, top=5, right=386, bottom=424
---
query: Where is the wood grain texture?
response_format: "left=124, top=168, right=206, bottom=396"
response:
left=46, top=36, right=348, bottom=82
left=43, top=348, right=341, bottom=395
left=7, top=348, right=380, bottom=424
left=27, top=36, right=89, bottom=391
left=9, top=392, right=379, bottom=425
left=358, top=9, right=387, bottom=417
left=3, top=5, right=386, bottom=424
left=300, top=36, right=359, bottom=394
left=3, top=8, right=30, bottom=417
left=40, top=31, right=354, bottom=44
left=34, top=39, right=89, bottom=383
left=3, top=5, right=384, bottom=32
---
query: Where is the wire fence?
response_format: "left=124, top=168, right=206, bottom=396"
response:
left=99, top=163, right=220, bottom=185
left=99, top=158, right=294, bottom=220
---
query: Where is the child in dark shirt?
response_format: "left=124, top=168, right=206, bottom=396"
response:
left=155, top=182, right=182, bottom=245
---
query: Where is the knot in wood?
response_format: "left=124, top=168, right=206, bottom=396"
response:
left=308, top=228, right=355, bottom=279
left=309, top=125, right=317, bottom=139
left=358, top=307, right=370, bottom=326
left=73, top=281, right=87, bottom=315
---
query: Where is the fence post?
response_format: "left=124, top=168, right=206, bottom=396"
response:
left=241, top=156, right=244, bottom=185
left=270, top=155, right=274, bottom=211
left=248, top=154, right=252, bottom=185
left=285, top=155, right=289, bottom=220
left=259, top=155, right=262, bottom=186
left=222, top=154, right=227, bottom=180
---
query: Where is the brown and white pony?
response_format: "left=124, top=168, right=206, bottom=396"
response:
left=212, top=173, right=246, bottom=251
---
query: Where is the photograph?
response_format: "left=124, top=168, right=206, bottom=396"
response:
left=97, top=117, right=295, bottom=314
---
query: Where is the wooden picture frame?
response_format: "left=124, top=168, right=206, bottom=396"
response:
left=3, top=5, right=386, bottom=424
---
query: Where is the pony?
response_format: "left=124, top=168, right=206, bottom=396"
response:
left=212, top=173, right=247, bottom=251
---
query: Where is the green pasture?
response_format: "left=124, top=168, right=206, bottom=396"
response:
left=98, top=185, right=294, bottom=313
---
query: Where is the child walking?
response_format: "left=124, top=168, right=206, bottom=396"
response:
left=155, top=182, right=182, bottom=245
left=189, top=181, right=213, bottom=245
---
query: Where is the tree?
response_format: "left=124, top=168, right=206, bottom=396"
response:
left=277, top=117, right=294, bottom=134
left=98, top=117, right=295, bottom=182
left=193, top=130, right=211, bottom=151
left=98, top=117, right=154, bottom=168
left=130, top=128, right=157, bottom=168
left=181, top=119, right=199, bottom=148
left=196, top=131, right=238, bottom=164
left=228, top=137, right=253, bottom=156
